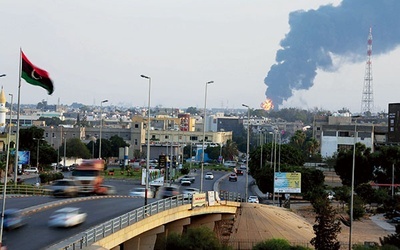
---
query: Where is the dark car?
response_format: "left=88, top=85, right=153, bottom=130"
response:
left=236, top=169, right=244, bottom=176
left=159, top=186, right=179, bottom=198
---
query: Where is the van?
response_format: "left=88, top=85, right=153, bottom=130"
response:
left=223, top=161, right=237, bottom=167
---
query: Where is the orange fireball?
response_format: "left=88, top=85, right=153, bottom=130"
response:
left=260, top=99, right=274, bottom=111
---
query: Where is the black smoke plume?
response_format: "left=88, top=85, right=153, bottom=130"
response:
left=264, top=0, right=400, bottom=108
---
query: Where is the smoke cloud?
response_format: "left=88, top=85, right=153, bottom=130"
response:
left=264, top=0, right=400, bottom=108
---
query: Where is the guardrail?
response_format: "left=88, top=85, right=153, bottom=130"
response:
left=60, top=192, right=241, bottom=250
left=0, top=184, right=51, bottom=196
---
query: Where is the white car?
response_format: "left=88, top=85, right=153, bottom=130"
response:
left=129, top=187, right=154, bottom=198
left=24, top=167, right=38, bottom=174
left=204, top=172, right=214, bottom=180
left=182, top=187, right=199, bottom=199
left=48, top=207, right=87, bottom=228
left=248, top=196, right=259, bottom=203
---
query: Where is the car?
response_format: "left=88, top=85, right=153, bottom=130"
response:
left=182, top=187, right=199, bottom=199
left=3, top=209, right=25, bottom=230
left=24, top=167, right=38, bottom=174
left=50, top=179, right=79, bottom=198
left=181, top=180, right=191, bottom=186
left=223, top=161, right=237, bottom=167
left=236, top=169, right=244, bottom=175
left=248, top=196, right=259, bottom=203
left=159, top=186, right=179, bottom=199
left=229, top=173, right=238, bottom=182
left=390, top=217, right=400, bottom=223
left=48, top=207, right=87, bottom=227
left=129, top=187, right=154, bottom=198
left=239, top=164, right=247, bottom=170
left=48, top=207, right=87, bottom=228
left=180, top=175, right=195, bottom=183
left=205, top=172, right=214, bottom=180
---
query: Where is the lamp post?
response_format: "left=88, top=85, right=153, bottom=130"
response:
left=63, top=132, right=67, bottom=168
left=90, top=136, right=96, bottom=158
left=99, top=99, right=108, bottom=159
left=141, top=74, right=151, bottom=205
left=349, top=116, right=360, bottom=249
left=33, top=138, right=44, bottom=170
left=200, top=80, right=213, bottom=193
left=242, top=104, right=250, bottom=202
left=0, top=92, right=11, bottom=248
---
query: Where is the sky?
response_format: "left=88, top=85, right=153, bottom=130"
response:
left=1, top=0, right=400, bottom=113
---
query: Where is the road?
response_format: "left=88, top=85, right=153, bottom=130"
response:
left=2, top=169, right=251, bottom=249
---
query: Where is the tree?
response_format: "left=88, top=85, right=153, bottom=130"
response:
left=205, top=145, right=221, bottom=161
left=222, top=140, right=239, bottom=161
left=19, top=126, right=58, bottom=167
left=163, top=226, right=224, bottom=250
left=335, top=143, right=373, bottom=186
left=290, top=130, right=307, bottom=149
left=60, top=138, right=91, bottom=160
left=109, top=135, right=129, bottom=157
left=310, top=195, right=341, bottom=250
left=380, top=224, right=400, bottom=247
left=253, top=238, right=311, bottom=250
left=185, top=107, right=199, bottom=115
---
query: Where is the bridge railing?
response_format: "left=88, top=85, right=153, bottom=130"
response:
left=60, top=192, right=241, bottom=250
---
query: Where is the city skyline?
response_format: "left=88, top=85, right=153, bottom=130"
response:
left=1, top=0, right=400, bottom=113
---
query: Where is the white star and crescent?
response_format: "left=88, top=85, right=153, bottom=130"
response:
left=31, top=69, right=42, bottom=80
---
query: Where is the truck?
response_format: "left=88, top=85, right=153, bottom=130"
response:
left=71, top=159, right=109, bottom=195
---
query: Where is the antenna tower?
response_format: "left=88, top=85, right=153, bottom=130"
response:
left=361, top=27, right=374, bottom=116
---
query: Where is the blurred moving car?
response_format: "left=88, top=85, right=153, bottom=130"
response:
left=248, top=196, right=259, bottom=203
left=3, top=209, right=25, bottom=230
left=24, top=167, right=38, bottom=174
left=180, top=175, right=195, bottom=183
left=223, top=161, right=237, bottom=167
left=129, top=187, right=154, bottom=198
left=182, top=187, right=199, bottom=199
left=236, top=169, right=244, bottom=176
left=159, top=186, right=179, bottom=198
left=180, top=180, right=191, bottom=186
left=48, top=207, right=87, bottom=228
left=204, top=172, right=214, bottom=180
left=229, top=173, right=238, bottom=182
left=50, top=179, right=79, bottom=198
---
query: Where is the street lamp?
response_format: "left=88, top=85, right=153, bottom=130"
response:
left=90, top=136, right=96, bottom=158
left=200, top=80, right=213, bottom=193
left=63, top=132, right=67, bottom=168
left=242, top=104, right=250, bottom=202
left=349, top=116, right=360, bottom=249
left=99, top=99, right=108, bottom=159
left=0, top=92, right=12, bottom=248
left=141, top=74, right=151, bottom=205
left=0, top=74, right=5, bottom=78
left=33, top=138, right=44, bottom=170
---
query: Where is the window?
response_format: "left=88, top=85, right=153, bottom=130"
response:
left=135, top=124, right=139, bottom=128
left=134, top=139, right=138, bottom=145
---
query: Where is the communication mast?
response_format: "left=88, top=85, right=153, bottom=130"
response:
left=361, top=27, right=374, bottom=116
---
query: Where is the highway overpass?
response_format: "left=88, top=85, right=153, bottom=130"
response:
left=50, top=193, right=241, bottom=250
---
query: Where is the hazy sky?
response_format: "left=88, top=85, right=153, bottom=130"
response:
left=1, top=0, right=399, bottom=113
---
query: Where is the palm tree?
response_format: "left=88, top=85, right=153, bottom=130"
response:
left=291, top=130, right=306, bottom=148
left=222, top=140, right=239, bottom=161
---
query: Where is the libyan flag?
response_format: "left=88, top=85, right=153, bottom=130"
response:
left=21, top=51, right=54, bottom=95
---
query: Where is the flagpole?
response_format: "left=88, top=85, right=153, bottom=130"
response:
left=14, top=48, right=22, bottom=184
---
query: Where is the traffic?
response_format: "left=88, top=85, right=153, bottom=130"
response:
left=1, top=167, right=256, bottom=250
